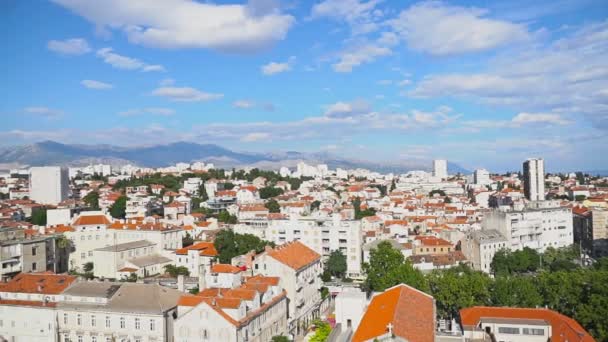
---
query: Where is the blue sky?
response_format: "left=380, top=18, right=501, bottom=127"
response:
left=1, top=0, right=607, bottom=171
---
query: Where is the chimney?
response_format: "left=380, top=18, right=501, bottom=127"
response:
left=177, top=275, right=185, bottom=292
left=198, top=264, right=207, bottom=291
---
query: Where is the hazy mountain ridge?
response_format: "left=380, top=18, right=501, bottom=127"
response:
left=0, top=141, right=470, bottom=174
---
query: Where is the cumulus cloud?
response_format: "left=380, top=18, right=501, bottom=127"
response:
left=81, top=79, right=113, bottom=90
left=511, top=112, right=571, bottom=125
left=47, top=38, right=91, bottom=55
left=261, top=56, right=295, bottom=75
left=96, top=48, right=165, bottom=72
left=324, top=99, right=371, bottom=118
left=151, top=86, right=223, bottom=102
left=333, top=43, right=391, bottom=72
left=311, top=0, right=383, bottom=35
left=409, top=21, right=608, bottom=129
left=390, top=1, right=530, bottom=55
left=52, top=0, right=294, bottom=53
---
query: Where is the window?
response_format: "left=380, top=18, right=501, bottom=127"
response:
left=135, top=318, right=140, bottom=330
left=63, top=313, right=68, bottom=324
left=150, top=319, right=155, bottom=331
left=32, top=246, right=37, bottom=255
left=81, top=252, right=86, bottom=259
left=498, top=327, right=520, bottom=334
left=64, top=334, right=70, bottom=342
left=91, top=315, right=96, bottom=327
left=77, top=314, right=82, bottom=326
left=120, top=317, right=125, bottom=329
left=91, top=337, right=97, bottom=342
left=77, top=336, right=83, bottom=342
left=88, top=251, right=93, bottom=257
left=105, top=316, right=111, bottom=328
left=32, top=262, right=37, bottom=271
left=523, top=328, right=544, bottom=336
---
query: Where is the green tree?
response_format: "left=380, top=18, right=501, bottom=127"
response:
left=310, top=200, right=321, bottom=211
left=326, top=250, right=347, bottom=279
left=427, top=266, right=491, bottom=318
left=259, top=186, right=284, bottom=199
left=353, top=197, right=376, bottom=220
left=271, top=336, right=290, bottom=342
left=163, top=265, right=190, bottom=277
left=491, top=276, right=542, bottom=307
left=364, top=241, right=427, bottom=292
left=217, top=210, right=237, bottom=224
left=575, top=195, right=587, bottom=202
left=214, top=230, right=275, bottom=263
left=83, top=191, right=100, bottom=209
left=309, top=320, right=331, bottom=342
left=31, top=208, right=47, bottom=225
left=83, top=262, right=94, bottom=273
left=265, top=199, right=281, bottom=213
left=109, top=195, right=127, bottom=219
left=429, top=189, right=446, bottom=197
left=182, top=232, right=194, bottom=247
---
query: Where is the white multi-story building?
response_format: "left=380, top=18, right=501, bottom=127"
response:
left=462, top=229, right=508, bottom=273
left=433, top=159, right=448, bottom=180
left=474, top=169, right=491, bottom=185
left=253, top=241, right=323, bottom=333
left=482, top=201, right=573, bottom=253
left=29, top=166, right=69, bottom=205
left=57, top=282, right=182, bottom=342
left=174, top=275, right=288, bottom=342
left=266, top=216, right=363, bottom=276
left=523, top=158, right=545, bottom=201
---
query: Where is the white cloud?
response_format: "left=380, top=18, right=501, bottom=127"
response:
left=324, top=99, right=371, bottom=118
left=118, top=108, right=175, bottom=116
left=333, top=43, right=391, bottom=72
left=311, top=0, right=382, bottom=35
left=47, top=38, right=91, bottom=55
left=23, top=107, right=64, bottom=118
left=233, top=100, right=255, bottom=109
left=241, top=132, right=271, bottom=142
left=390, top=1, right=530, bottom=55
left=81, top=79, right=113, bottom=90
left=409, top=21, right=608, bottom=129
left=511, top=112, right=571, bottom=125
left=96, top=47, right=165, bottom=72
left=151, top=86, right=223, bottom=102
left=261, top=56, right=295, bottom=75
left=52, top=0, right=294, bottom=53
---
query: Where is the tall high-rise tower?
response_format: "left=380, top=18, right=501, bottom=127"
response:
left=29, top=166, right=69, bottom=205
left=523, top=158, right=545, bottom=201
left=433, top=159, right=448, bottom=179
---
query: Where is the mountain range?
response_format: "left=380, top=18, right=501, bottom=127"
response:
left=0, top=141, right=471, bottom=174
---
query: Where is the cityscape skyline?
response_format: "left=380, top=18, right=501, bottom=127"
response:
left=1, top=0, right=608, bottom=171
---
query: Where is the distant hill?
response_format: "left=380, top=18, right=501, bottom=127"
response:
left=0, top=141, right=470, bottom=174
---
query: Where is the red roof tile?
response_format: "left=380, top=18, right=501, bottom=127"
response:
left=0, top=272, right=76, bottom=295
left=266, top=241, right=321, bottom=271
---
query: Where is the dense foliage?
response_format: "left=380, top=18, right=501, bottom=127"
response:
left=109, top=195, right=127, bottom=219
left=265, top=199, right=281, bottom=213
left=353, top=197, right=376, bottom=220
left=30, top=208, right=47, bottom=225
left=259, top=186, right=284, bottom=199
left=214, top=230, right=275, bottom=264
left=83, top=190, right=100, bottom=209
left=364, top=242, right=608, bottom=341
left=325, top=250, right=347, bottom=279
left=217, top=210, right=238, bottom=224
left=163, top=265, right=190, bottom=277
left=309, top=320, right=331, bottom=342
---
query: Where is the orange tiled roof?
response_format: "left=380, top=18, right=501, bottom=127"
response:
left=211, top=264, right=242, bottom=274
left=73, top=214, right=111, bottom=226
left=266, top=241, right=320, bottom=271
left=460, top=306, right=594, bottom=342
left=0, top=272, right=76, bottom=295
left=175, top=241, right=218, bottom=257
left=352, top=284, right=435, bottom=342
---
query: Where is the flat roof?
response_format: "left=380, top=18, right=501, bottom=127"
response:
left=94, top=240, right=155, bottom=252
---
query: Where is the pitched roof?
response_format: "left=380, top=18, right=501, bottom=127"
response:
left=460, top=306, right=594, bottom=342
left=0, top=272, right=76, bottom=295
left=266, top=241, right=321, bottom=271
left=175, top=241, right=218, bottom=257
left=73, top=214, right=111, bottom=226
left=211, top=264, right=242, bottom=274
left=352, top=284, right=435, bottom=342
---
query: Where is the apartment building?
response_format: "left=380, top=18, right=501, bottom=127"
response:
left=252, top=241, right=323, bottom=334
left=461, top=229, right=508, bottom=273
left=482, top=201, right=573, bottom=252
left=266, top=216, right=363, bottom=276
